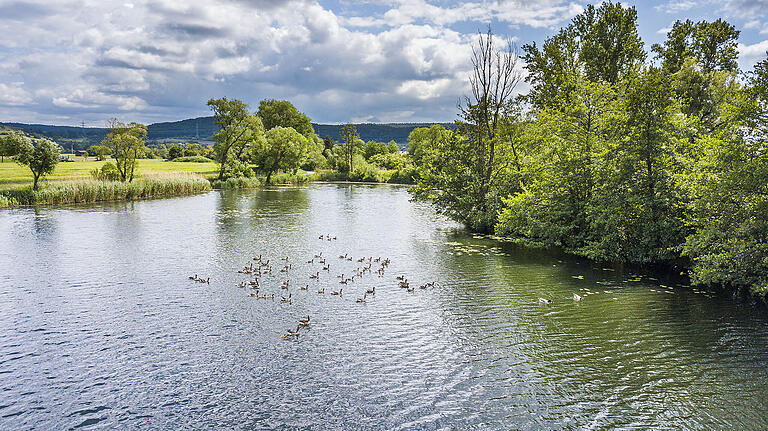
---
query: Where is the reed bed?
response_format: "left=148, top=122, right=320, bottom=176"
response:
left=0, top=175, right=211, bottom=207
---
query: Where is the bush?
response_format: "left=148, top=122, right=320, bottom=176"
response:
left=210, top=177, right=262, bottom=189
left=369, top=152, right=409, bottom=170
left=171, top=156, right=214, bottom=163
left=90, top=162, right=121, bottom=181
left=168, top=145, right=184, bottom=160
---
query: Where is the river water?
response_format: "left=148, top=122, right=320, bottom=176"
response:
left=1, top=184, right=767, bottom=430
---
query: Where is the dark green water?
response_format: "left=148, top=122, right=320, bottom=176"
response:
left=1, top=184, right=767, bottom=430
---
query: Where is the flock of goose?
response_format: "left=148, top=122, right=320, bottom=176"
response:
left=189, top=233, right=585, bottom=339
left=194, top=233, right=440, bottom=339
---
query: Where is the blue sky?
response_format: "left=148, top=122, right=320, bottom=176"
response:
left=1, top=0, right=767, bottom=126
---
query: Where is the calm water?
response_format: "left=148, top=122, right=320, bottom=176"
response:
left=1, top=184, right=767, bottom=430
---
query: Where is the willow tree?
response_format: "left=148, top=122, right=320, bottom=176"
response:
left=103, top=119, right=147, bottom=182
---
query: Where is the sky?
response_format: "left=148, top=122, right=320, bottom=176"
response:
left=1, top=0, right=768, bottom=126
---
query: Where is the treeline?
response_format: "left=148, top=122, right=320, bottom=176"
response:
left=206, top=98, right=418, bottom=184
left=407, top=2, right=768, bottom=296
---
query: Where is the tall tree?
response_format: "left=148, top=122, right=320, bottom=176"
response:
left=339, top=124, right=362, bottom=173
left=16, top=138, right=59, bottom=190
left=413, top=28, right=523, bottom=232
left=652, top=19, right=740, bottom=74
left=257, top=126, right=310, bottom=184
left=257, top=99, right=315, bottom=140
left=208, top=97, right=264, bottom=180
left=103, top=119, right=147, bottom=183
left=522, top=1, right=644, bottom=108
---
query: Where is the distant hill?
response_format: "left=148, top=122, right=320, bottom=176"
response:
left=0, top=118, right=454, bottom=151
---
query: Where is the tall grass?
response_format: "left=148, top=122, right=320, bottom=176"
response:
left=0, top=175, right=211, bottom=207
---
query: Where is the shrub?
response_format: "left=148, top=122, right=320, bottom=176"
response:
left=91, top=162, right=121, bottom=181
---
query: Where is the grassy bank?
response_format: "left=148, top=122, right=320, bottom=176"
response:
left=0, top=158, right=218, bottom=187
left=0, top=175, right=211, bottom=207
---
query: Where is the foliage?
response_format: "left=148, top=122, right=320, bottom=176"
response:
left=208, top=97, right=265, bottom=180
left=87, top=145, right=111, bottom=161
left=521, top=1, right=645, bottom=108
left=368, top=152, right=409, bottom=170
left=16, top=137, right=60, bottom=190
left=338, top=124, right=363, bottom=173
left=90, top=161, right=121, bottom=181
left=651, top=19, right=740, bottom=73
left=256, top=99, right=315, bottom=140
left=168, top=145, right=184, bottom=160
left=103, top=119, right=147, bottom=182
left=256, top=126, right=311, bottom=184
left=171, top=155, right=214, bottom=163
left=0, top=131, right=25, bottom=162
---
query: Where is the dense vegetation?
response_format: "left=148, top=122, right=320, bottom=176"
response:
left=408, top=2, right=768, bottom=297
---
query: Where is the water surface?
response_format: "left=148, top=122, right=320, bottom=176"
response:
left=1, top=184, right=767, bottom=430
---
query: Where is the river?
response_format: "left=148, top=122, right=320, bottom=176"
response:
left=1, top=184, right=767, bottom=430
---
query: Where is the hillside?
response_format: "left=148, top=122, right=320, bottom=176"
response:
left=0, top=118, right=454, bottom=151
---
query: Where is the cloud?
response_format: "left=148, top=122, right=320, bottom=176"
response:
left=0, top=0, right=579, bottom=125
left=655, top=1, right=697, bottom=13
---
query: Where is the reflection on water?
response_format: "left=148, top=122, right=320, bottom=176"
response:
left=1, top=184, right=767, bottom=430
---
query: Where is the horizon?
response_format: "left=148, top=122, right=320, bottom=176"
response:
left=2, top=1, right=768, bottom=126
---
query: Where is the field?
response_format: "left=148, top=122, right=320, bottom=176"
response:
left=0, top=157, right=219, bottom=187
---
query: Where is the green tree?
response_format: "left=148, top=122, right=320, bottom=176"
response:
left=184, top=143, right=202, bottom=157
left=652, top=19, right=739, bottom=74
left=103, top=119, right=147, bottom=182
left=257, top=99, right=315, bottom=140
left=16, top=138, right=59, bottom=190
left=87, top=145, right=111, bottom=161
left=386, top=140, right=400, bottom=153
left=363, top=140, right=387, bottom=160
left=408, top=125, right=449, bottom=166
left=322, top=136, right=335, bottom=152
left=168, top=145, right=184, bottom=160
left=339, top=124, right=363, bottom=172
left=257, top=126, right=310, bottom=184
left=522, top=2, right=645, bottom=108
left=208, top=97, right=264, bottom=180
left=0, top=131, right=25, bottom=162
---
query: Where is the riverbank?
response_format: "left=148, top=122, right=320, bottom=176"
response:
left=0, top=170, right=416, bottom=208
left=0, top=175, right=212, bottom=207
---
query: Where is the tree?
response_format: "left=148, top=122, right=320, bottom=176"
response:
left=413, top=28, right=523, bottom=232
left=0, top=131, right=25, bottom=162
left=522, top=2, right=645, bottom=108
left=168, top=145, right=184, bottom=160
left=87, top=145, right=111, bottom=161
left=16, top=138, right=59, bottom=190
left=102, top=119, right=147, bottom=182
left=363, top=140, right=388, bottom=160
left=322, top=136, right=335, bottom=151
left=408, top=125, right=449, bottom=166
left=184, top=143, right=202, bottom=157
left=386, top=140, right=400, bottom=153
left=339, top=124, right=362, bottom=173
left=652, top=19, right=739, bottom=74
left=257, top=99, right=315, bottom=140
left=208, top=97, right=264, bottom=180
left=257, top=126, right=310, bottom=184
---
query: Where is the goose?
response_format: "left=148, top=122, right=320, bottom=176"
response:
left=238, top=281, right=247, bottom=288
left=366, top=286, right=376, bottom=294
left=249, top=292, right=258, bottom=297
left=346, top=256, right=353, bottom=261
left=307, top=259, right=314, bottom=264
left=281, top=293, right=292, bottom=303
left=406, top=286, right=415, bottom=293
left=318, top=235, right=324, bottom=239
left=317, top=288, right=325, bottom=294
left=282, top=325, right=301, bottom=338
left=357, top=257, right=364, bottom=262
left=331, top=288, right=343, bottom=296
left=340, top=279, right=348, bottom=284
left=357, top=293, right=367, bottom=303
left=323, top=264, right=330, bottom=271
left=189, top=274, right=198, bottom=280
left=339, top=254, right=347, bottom=259
left=539, top=297, right=552, bottom=305
left=309, top=272, right=320, bottom=279
left=314, top=252, right=323, bottom=258
left=396, top=275, right=405, bottom=281
left=573, top=293, right=582, bottom=301
left=374, top=257, right=380, bottom=262
left=300, top=285, right=309, bottom=291
left=299, top=315, right=311, bottom=326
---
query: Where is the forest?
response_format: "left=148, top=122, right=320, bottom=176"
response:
left=406, top=3, right=768, bottom=297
